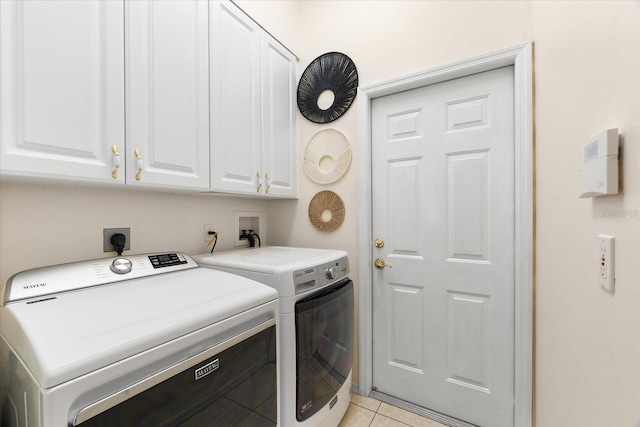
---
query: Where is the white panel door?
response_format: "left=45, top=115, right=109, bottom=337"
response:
left=261, top=32, right=296, bottom=198
left=126, top=0, right=209, bottom=190
left=210, top=0, right=262, bottom=195
left=0, top=0, right=124, bottom=183
left=372, top=67, right=515, bottom=427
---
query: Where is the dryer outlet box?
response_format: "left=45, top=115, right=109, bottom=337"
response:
left=103, top=228, right=131, bottom=252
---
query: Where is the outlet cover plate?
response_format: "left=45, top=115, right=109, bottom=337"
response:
left=598, top=234, right=614, bottom=291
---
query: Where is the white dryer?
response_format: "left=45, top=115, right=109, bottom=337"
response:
left=194, top=246, right=353, bottom=427
left=0, top=253, right=279, bottom=426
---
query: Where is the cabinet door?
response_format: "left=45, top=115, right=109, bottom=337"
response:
left=210, top=0, right=262, bottom=195
left=261, top=33, right=297, bottom=198
left=0, top=0, right=125, bottom=184
left=126, top=0, right=209, bottom=191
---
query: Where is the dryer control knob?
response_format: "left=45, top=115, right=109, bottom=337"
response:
left=326, top=266, right=339, bottom=280
left=111, top=257, right=132, bottom=274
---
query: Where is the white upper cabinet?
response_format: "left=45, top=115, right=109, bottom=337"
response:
left=126, top=0, right=210, bottom=191
left=1, top=0, right=295, bottom=196
left=261, top=32, right=297, bottom=198
left=210, top=0, right=261, bottom=195
left=0, top=0, right=125, bottom=184
left=210, top=1, right=297, bottom=198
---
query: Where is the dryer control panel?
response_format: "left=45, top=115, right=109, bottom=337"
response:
left=2, top=253, right=197, bottom=305
left=149, top=253, right=189, bottom=269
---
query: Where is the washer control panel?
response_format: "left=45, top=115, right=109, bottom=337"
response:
left=292, top=256, right=350, bottom=294
left=318, top=257, right=349, bottom=287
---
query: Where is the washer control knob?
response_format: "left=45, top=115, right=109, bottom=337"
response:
left=326, top=266, right=339, bottom=280
left=111, top=257, right=132, bottom=274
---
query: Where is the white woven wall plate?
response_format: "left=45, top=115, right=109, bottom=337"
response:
left=303, top=129, right=352, bottom=184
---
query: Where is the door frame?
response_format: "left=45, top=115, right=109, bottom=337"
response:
left=357, top=43, right=534, bottom=426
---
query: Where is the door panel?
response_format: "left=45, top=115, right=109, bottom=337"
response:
left=372, top=67, right=515, bottom=427
left=127, top=0, right=209, bottom=190
left=0, top=0, right=124, bottom=183
left=447, top=151, right=489, bottom=261
left=446, top=95, right=490, bottom=132
left=388, top=158, right=423, bottom=254
left=447, top=291, right=490, bottom=390
left=210, top=0, right=261, bottom=194
left=388, top=283, right=424, bottom=372
left=261, top=32, right=296, bottom=197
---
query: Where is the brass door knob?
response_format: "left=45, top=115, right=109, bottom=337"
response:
left=374, top=258, right=392, bottom=269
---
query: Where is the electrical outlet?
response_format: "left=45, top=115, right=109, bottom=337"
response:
left=598, top=234, right=615, bottom=292
left=204, top=224, right=216, bottom=242
left=103, top=228, right=131, bottom=253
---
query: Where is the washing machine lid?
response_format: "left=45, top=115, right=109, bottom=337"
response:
left=0, top=254, right=278, bottom=389
left=193, top=246, right=347, bottom=274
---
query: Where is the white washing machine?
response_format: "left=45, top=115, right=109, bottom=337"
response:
left=0, top=252, right=279, bottom=426
left=194, top=246, right=353, bottom=427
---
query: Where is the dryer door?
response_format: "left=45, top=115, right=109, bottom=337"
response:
left=75, top=322, right=276, bottom=426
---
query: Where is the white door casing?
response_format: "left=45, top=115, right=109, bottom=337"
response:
left=358, top=44, right=533, bottom=427
left=371, top=66, right=514, bottom=426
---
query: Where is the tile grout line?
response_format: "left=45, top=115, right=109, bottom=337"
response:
left=360, top=395, right=453, bottom=427
left=349, top=395, right=437, bottom=427
left=351, top=399, right=415, bottom=427
left=372, top=411, right=414, bottom=427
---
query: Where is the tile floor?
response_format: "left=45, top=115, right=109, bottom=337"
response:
left=338, top=394, right=448, bottom=427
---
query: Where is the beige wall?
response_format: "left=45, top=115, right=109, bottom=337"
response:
left=1, top=1, right=638, bottom=426
left=532, top=2, right=640, bottom=426
left=238, top=1, right=640, bottom=426
left=237, top=0, right=533, bottom=400
left=0, top=182, right=268, bottom=286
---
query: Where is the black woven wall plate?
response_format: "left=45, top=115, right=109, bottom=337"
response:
left=297, top=52, right=358, bottom=124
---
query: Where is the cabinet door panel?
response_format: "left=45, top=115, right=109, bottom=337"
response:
left=0, top=0, right=124, bottom=183
left=126, top=0, right=209, bottom=190
left=261, top=33, right=297, bottom=198
left=210, top=0, right=261, bottom=194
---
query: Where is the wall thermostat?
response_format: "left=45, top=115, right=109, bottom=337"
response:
left=578, top=128, right=619, bottom=198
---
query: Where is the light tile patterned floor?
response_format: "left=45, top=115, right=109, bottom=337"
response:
left=339, top=394, right=447, bottom=427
